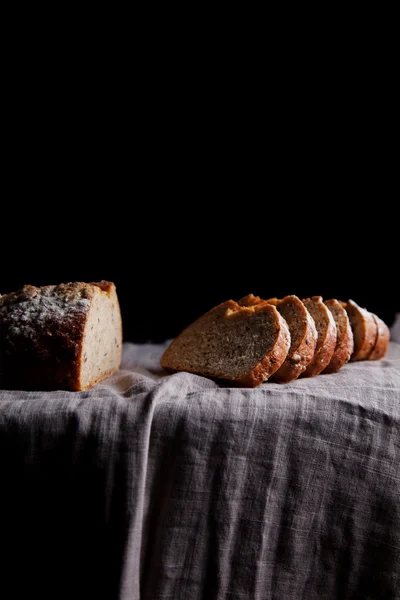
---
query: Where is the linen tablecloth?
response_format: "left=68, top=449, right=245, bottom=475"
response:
left=1, top=340, right=400, bottom=600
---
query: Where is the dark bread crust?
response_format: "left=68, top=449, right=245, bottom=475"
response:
left=368, top=314, right=390, bottom=360
left=238, top=294, right=264, bottom=307
left=302, top=296, right=337, bottom=377
left=161, top=300, right=291, bottom=388
left=344, top=299, right=377, bottom=361
left=268, top=296, right=318, bottom=383
left=323, top=299, right=354, bottom=373
left=0, top=281, right=120, bottom=391
left=265, top=298, right=279, bottom=306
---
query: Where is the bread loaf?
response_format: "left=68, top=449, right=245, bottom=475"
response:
left=0, top=281, right=122, bottom=391
left=161, top=293, right=389, bottom=386
left=161, top=300, right=290, bottom=387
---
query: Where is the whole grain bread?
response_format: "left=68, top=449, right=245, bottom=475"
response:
left=343, top=299, right=377, bottom=361
left=0, top=281, right=122, bottom=391
left=160, top=300, right=291, bottom=387
left=302, top=296, right=337, bottom=377
left=267, top=296, right=318, bottom=383
left=323, top=299, right=354, bottom=373
left=368, top=314, right=390, bottom=360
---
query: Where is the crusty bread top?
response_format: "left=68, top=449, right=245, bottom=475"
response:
left=237, top=294, right=264, bottom=307
left=161, top=299, right=290, bottom=387
left=265, top=297, right=280, bottom=306
left=0, top=281, right=94, bottom=305
left=0, top=282, right=96, bottom=348
left=0, top=281, right=118, bottom=357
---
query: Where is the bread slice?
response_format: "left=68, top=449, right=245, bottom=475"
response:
left=368, top=314, right=390, bottom=360
left=323, top=299, right=354, bottom=373
left=266, top=295, right=318, bottom=383
left=160, top=300, right=290, bottom=387
left=301, top=296, right=337, bottom=377
left=343, top=299, right=377, bottom=361
left=0, top=281, right=122, bottom=391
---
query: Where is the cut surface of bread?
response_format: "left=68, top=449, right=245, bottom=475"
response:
left=0, top=281, right=122, bottom=391
left=267, top=295, right=318, bottom=383
left=344, top=299, right=377, bottom=361
left=80, top=282, right=122, bottom=389
left=302, top=296, right=337, bottom=377
left=323, top=299, right=354, bottom=373
left=368, top=314, right=390, bottom=360
left=161, top=300, right=290, bottom=387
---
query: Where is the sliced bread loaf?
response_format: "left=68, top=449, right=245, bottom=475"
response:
left=323, top=299, right=354, bottom=373
left=160, top=300, right=290, bottom=387
left=302, top=296, right=337, bottom=377
left=343, top=299, right=377, bottom=361
left=368, top=314, right=390, bottom=360
left=266, top=295, right=318, bottom=383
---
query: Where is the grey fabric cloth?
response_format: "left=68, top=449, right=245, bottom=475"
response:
left=391, top=313, right=400, bottom=343
left=1, top=343, right=400, bottom=600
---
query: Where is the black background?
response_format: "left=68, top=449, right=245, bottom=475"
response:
left=2, top=196, right=398, bottom=342
left=2, top=72, right=398, bottom=342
